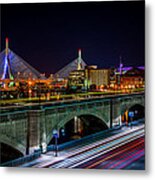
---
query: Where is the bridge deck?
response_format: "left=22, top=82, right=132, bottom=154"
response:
left=0, top=92, right=144, bottom=116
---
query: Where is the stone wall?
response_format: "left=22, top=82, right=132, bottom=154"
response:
left=0, top=93, right=145, bottom=155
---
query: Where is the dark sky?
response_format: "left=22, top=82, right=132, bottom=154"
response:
left=1, top=1, right=145, bottom=75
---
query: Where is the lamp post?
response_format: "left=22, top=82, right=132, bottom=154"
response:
left=128, top=111, right=134, bottom=128
left=52, top=129, right=59, bottom=157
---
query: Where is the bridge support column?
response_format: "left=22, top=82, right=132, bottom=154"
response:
left=125, top=110, right=129, bottom=126
left=40, top=110, right=47, bottom=153
left=110, top=99, right=113, bottom=128
left=27, top=110, right=45, bottom=155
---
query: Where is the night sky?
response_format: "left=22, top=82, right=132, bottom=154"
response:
left=1, top=1, right=145, bottom=75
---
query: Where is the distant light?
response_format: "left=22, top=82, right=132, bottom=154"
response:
left=135, top=110, right=138, bottom=114
left=5, top=37, right=9, bottom=43
left=28, top=81, right=32, bottom=85
left=128, top=111, right=134, bottom=118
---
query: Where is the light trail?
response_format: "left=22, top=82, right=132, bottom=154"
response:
left=97, top=141, right=143, bottom=169
left=60, top=132, right=144, bottom=169
left=85, top=138, right=144, bottom=169
left=72, top=137, right=144, bottom=169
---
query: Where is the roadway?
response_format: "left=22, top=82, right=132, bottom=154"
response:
left=20, top=122, right=145, bottom=170
left=0, top=90, right=144, bottom=115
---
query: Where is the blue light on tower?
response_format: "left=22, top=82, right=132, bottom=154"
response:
left=2, top=37, right=9, bottom=80
left=2, top=56, right=8, bottom=80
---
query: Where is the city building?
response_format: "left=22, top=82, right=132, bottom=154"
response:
left=110, top=66, right=145, bottom=90
left=68, top=70, right=85, bottom=92
left=120, top=67, right=145, bottom=89
left=67, top=65, right=111, bottom=92
left=85, top=66, right=111, bottom=90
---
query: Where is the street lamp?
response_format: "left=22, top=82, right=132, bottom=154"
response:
left=52, top=129, right=59, bottom=157
left=128, top=111, right=134, bottom=128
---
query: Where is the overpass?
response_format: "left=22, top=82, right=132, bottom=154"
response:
left=0, top=92, right=144, bottom=156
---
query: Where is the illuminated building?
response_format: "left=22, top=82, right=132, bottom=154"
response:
left=85, top=66, right=110, bottom=90
left=109, top=68, right=117, bottom=88
left=120, top=67, right=145, bottom=89
left=112, top=66, right=145, bottom=89
left=68, top=65, right=111, bottom=92
left=68, top=70, right=85, bottom=91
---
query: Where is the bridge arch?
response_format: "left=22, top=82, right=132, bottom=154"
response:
left=121, top=103, right=144, bottom=115
left=128, top=104, right=144, bottom=120
left=46, top=113, right=108, bottom=145
left=0, top=142, right=24, bottom=164
left=58, top=112, right=108, bottom=129
left=0, top=135, right=26, bottom=155
left=120, top=103, right=145, bottom=125
left=120, top=96, right=145, bottom=115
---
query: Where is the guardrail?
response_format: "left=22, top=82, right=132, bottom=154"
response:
left=0, top=150, right=41, bottom=167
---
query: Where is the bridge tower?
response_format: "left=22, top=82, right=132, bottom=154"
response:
left=77, top=48, right=82, bottom=70
left=119, top=55, right=123, bottom=75
left=2, top=37, right=14, bottom=81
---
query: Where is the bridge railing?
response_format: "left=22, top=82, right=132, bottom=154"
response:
left=0, top=150, right=41, bottom=167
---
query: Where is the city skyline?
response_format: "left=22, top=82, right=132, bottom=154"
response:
left=1, top=1, right=145, bottom=75
left=0, top=1, right=145, bottom=169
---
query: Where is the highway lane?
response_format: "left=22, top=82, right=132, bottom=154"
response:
left=48, top=128, right=144, bottom=169
left=24, top=124, right=144, bottom=169
left=77, top=137, right=144, bottom=169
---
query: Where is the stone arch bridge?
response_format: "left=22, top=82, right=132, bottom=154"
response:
left=0, top=92, right=144, bottom=156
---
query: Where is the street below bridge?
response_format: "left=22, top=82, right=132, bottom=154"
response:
left=20, top=120, right=145, bottom=170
